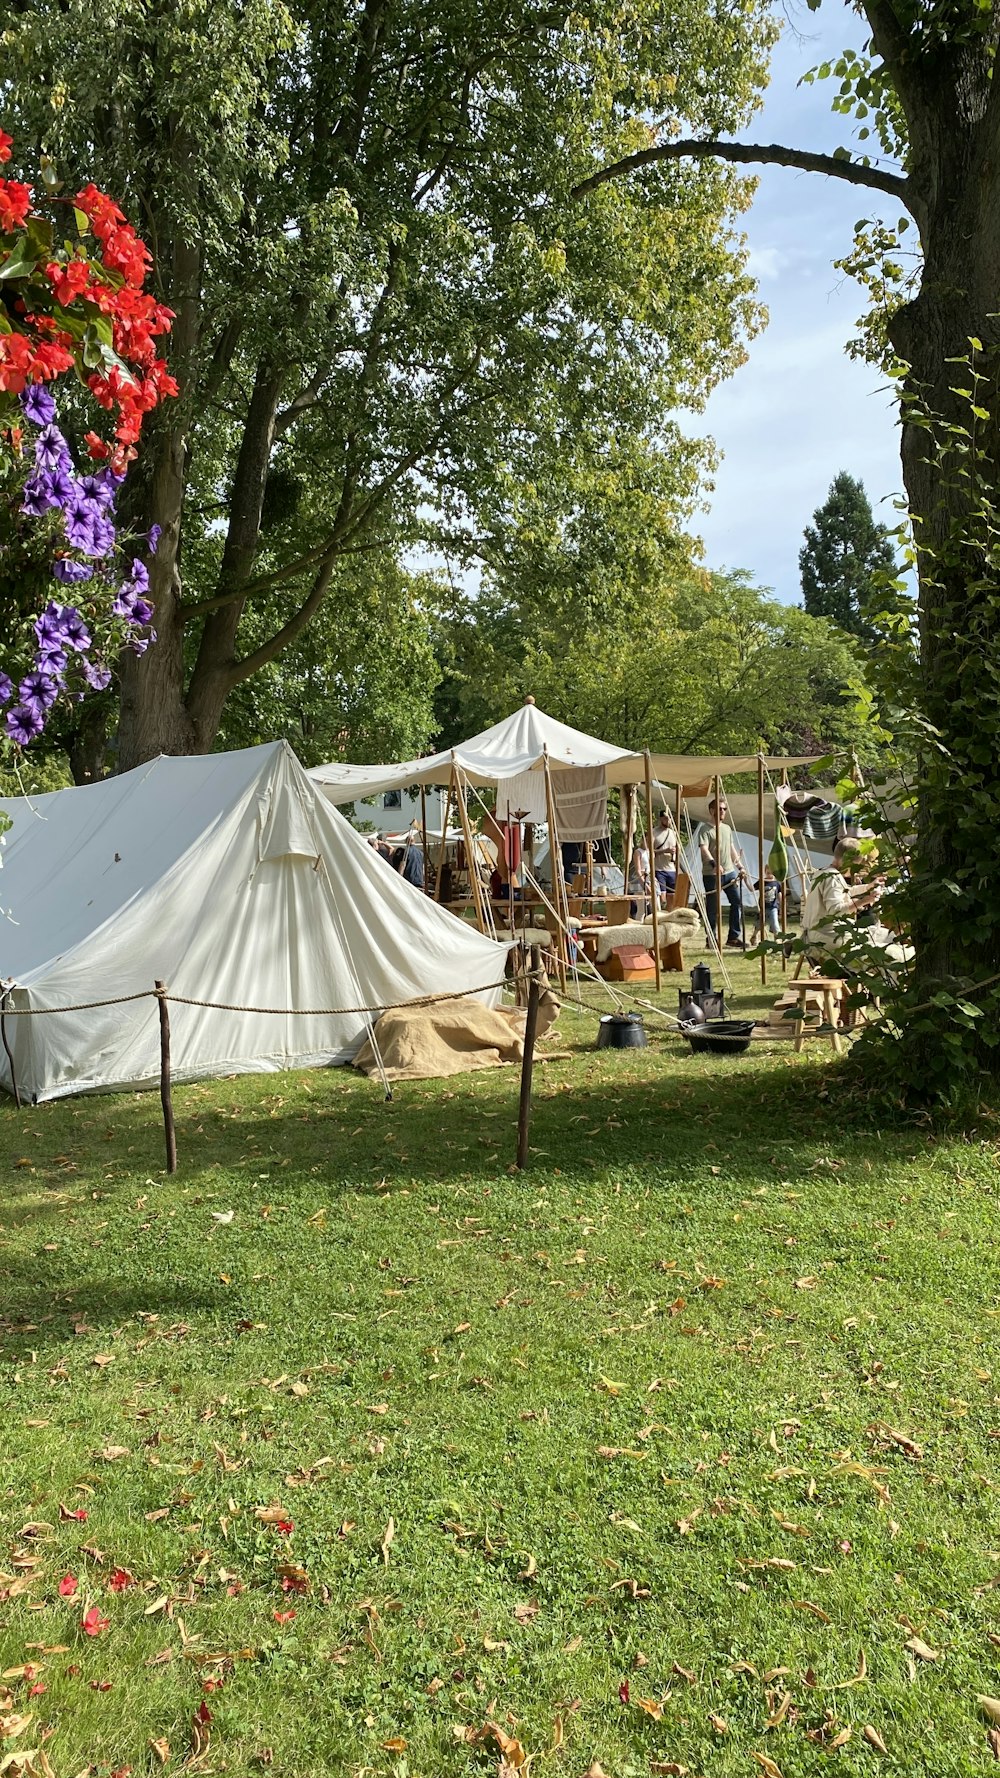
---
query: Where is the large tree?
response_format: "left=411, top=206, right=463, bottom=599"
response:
left=799, top=470, right=900, bottom=642
left=572, top=0, right=1000, bottom=1091
left=5, top=0, right=775, bottom=773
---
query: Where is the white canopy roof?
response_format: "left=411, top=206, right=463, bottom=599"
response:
left=308, top=699, right=818, bottom=803
left=0, top=741, right=506, bottom=1102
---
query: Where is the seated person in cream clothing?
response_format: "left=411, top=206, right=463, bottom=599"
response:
left=802, top=838, right=913, bottom=968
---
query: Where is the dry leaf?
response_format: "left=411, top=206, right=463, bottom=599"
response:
left=518, top=1553, right=538, bottom=1580
left=831, top=1649, right=868, bottom=1689
left=98, top=1446, right=129, bottom=1462
left=484, top=1638, right=511, bottom=1653
left=829, top=1727, right=852, bottom=1749
left=752, top=1756, right=785, bottom=1778
left=863, top=1725, right=888, bottom=1753
left=148, top=1738, right=170, bottom=1766
left=254, top=1505, right=290, bottom=1526
left=633, top=1697, right=664, bottom=1721
left=708, top=1713, right=728, bottom=1733
left=989, top=1727, right=1000, bottom=1762
left=381, top=1738, right=407, bottom=1753
left=0, top=1716, right=33, bottom=1741
left=791, top=1599, right=831, bottom=1623
left=650, top=1765, right=689, bottom=1776
left=905, top=1636, right=939, bottom=1663
left=581, top=1766, right=610, bottom=1778
left=514, top=1599, right=539, bottom=1625
left=982, top=1699, right=1000, bottom=1726
left=380, top=1518, right=395, bottom=1567
left=766, top=1691, right=792, bottom=1730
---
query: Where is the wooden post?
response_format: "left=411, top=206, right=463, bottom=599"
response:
left=643, top=750, right=661, bottom=991
left=757, top=754, right=767, bottom=987
left=434, top=764, right=455, bottom=902
left=419, top=783, right=429, bottom=894
left=515, top=945, right=542, bottom=1170
left=455, top=765, right=488, bottom=935
left=542, top=751, right=568, bottom=988
left=713, top=774, right=723, bottom=954
left=622, top=784, right=636, bottom=908
left=155, top=981, right=177, bottom=1175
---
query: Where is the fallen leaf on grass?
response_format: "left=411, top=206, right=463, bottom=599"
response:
left=905, top=1636, right=939, bottom=1663
left=145, top=1508, right=171, bottom=1524
left=980, top=1699, right=1000, bottom=1725
left=254, top=1505, right=290, bottom=1526
left=514, top=1600, right=539, bottom=1625
left=148, top=1739, right=170, bottom=1766
left=0, top=1717, right=33, bottom=1742
left=752, top=1756, right=785, bottom=1778
left=381, top=1738, right=407, bottom=1753
left=989, top=1727, right=1000, bottom=1762
left=518, top=1553, right=537, bottom=1580
left=581, top=1765, right=610, bottom=1778
left=380, top=1518, right=395, bottom=1567
left=831, top=1649, right=868, bottom=1689
left=633, top=1697, right=665, bottom=1721
left=863, top=1725, right=888, bottom=1753
left=98, top=1447, right=129, bottom=1463
left=649, top=1764, right=688, bottom=1776
left=210, top=1211, right=234, bottom=1225
left=791, top=1599, right=831, bottom=1623
left=708, top=1713, right=728, bottom=1733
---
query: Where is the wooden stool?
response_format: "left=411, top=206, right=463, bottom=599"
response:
left=788, top=977, right=845, bottom=1055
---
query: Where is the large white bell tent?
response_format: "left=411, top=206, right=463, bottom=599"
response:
left=0, top=741, right=508, bottom=1103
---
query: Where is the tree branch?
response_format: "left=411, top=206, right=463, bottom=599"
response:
left=572, top=136, right=912, bottom=209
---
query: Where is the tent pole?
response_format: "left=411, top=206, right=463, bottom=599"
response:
left=420, top=783, right=429, bottom=895
left=713, top=774, right=723, bottom=955
left=434, top=764, right=455, bottom=902
left=757, top=753, right=767, bottom=987
left=542, top=750, right=568, bottom=990
left=455, top=764, right=488, bottom=935
left=643, top=750, right=661, bottom=991
left=623, top=785, right=636, bottom=909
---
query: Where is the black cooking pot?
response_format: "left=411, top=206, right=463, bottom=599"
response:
left=691, top=963, right=713, bottom=993
left=683, top=1018, right=755, bottom=1057
left=596, top=1013, right=647, bottom=1050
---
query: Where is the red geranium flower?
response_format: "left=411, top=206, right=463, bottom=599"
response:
left=275, top=1520, right=294, bottom=1535
left=0, top=177, right=31, bottom=230
left=59, top=1574, right=79, bottom=1598
left=0, top=130, right=12, bottom=164
left=82, top=1606, right=110, bottom=1637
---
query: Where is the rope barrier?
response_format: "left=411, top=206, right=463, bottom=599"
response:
left=0, top=976, right=516, bottom=1019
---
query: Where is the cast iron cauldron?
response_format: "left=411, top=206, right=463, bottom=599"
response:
left=682, top=1017, right=755, bottom=1057
left=596, top=1012, right=647, bottom=1050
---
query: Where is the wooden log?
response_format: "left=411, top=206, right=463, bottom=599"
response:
left=155, top=980, right=177, bottom=1175
left=516, top=945, right=542, bottom=1170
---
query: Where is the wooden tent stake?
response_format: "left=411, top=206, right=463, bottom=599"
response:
left=155, top=981, right=177, bottom=1175
left=434, top=764, right=456, bottom=902
left=643, top=750, right=661, bottom=991
left=757, top=754, right=767, bottom=986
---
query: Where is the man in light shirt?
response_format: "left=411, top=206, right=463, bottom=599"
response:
left=699, top=795, right=750, bottom=948
left=802, top=838, right=912, bottom=967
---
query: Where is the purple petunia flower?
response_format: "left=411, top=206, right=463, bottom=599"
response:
left=20, top=474, right=60, bottom=517
left=18, top=670, right=60, bottom=718
left=64, top=502, right=95, bottom=553
left=53, top=558, right=94, bottom=585
left=129, top=630, right=154, bottom=656
left=80, top=470, right=119, bottom=512
left=129, top=558, right=150, bottom=594
left=147, top=524, right=161, bottom=554
left=19, top=384, right=56, bottom=427
left=34, top=425, right=72, bottom=474
left=59, top=607, right=92, bottom=653
left=82, top=659, right=112, bottom=691
left=0, top=673, right=12, bottom=706
left=34, top=644, right=67, bottom=678
left=130, top=597, right=154, bottom=626
left=87, top=514, right=117, bottom=559
left=5, top=704, right=44, bottom=746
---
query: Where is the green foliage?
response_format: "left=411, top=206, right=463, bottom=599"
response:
left=2, top=0, right=779, bottom=756
left=436, top=563, right=881, bottom=766
left=799, top=471, right=910, bottom=644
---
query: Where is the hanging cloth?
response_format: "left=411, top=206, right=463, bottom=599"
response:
left=495, top=769, right=548, bottom=824
left=551, top=765, right=608, bottom=842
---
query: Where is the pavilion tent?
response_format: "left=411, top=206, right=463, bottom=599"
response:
left=307, top=698, right=818, bottom=801
left=0, top=741, right=507, bottom=1104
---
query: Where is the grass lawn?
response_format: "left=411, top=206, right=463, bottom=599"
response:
left=2, top=953, right=1000, bottom=1777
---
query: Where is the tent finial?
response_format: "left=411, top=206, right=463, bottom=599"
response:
left=524, top=693, right=535, bottom=705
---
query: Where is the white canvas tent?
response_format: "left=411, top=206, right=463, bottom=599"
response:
left=0, top=741, right=507, bottom=1103
left=308, top=698, right=817, bottom=801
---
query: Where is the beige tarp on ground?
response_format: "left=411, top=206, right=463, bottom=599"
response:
left=353, top=991, right=560, bottom=1081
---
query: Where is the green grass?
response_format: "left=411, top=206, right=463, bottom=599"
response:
left=3, top=955, right=1000, bottom=1777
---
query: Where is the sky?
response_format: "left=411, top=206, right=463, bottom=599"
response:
left=692, top=5, right=905, bottom=603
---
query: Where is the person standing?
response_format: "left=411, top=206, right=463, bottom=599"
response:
left=699, top=795, right=750, bottom=948
left=651, top=810, right=678, bottom=901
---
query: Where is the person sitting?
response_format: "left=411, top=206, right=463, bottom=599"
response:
left=801, top=838, right=912, bottom=970
left=651, top=809, right=678, bottom=901
left=699, top=795, right=750, bottom=948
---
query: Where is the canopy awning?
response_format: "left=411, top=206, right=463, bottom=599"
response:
left=308, top=699, right=820, bottom=804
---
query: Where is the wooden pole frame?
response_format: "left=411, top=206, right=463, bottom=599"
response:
left=542, top=751, right=569, bottom=989
left=643, top=750, right=662, bottom=991
left=757, top=753, right=767, bottom=986
left=433, top=763, right=456, bottom=902
left=623, top=784, right=636, bottom=910
left=454, top=763, right=488, bottom=935
left=780, top=766, right=789, bottom=973
left=419, top=783, right=429, bottom=894
left=713, top=774, right=724, bottom=954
